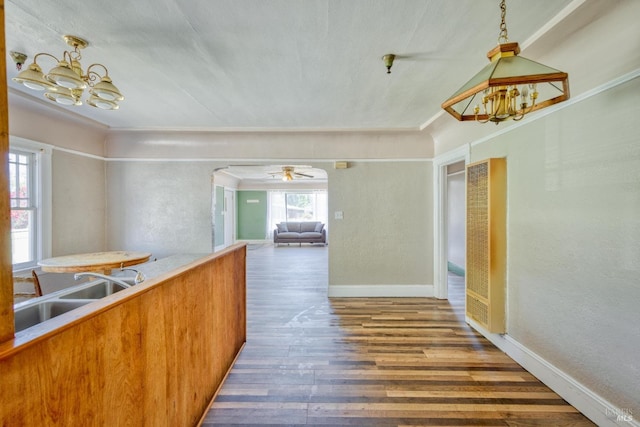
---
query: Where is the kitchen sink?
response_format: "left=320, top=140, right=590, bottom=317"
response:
left=14, top=300, right=92, bottom=332
left=59, top=281, right=129, bottom=299
left=14, top=277, right=135, bottom=334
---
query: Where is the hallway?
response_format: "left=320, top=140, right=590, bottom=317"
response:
left=202, top=244, right=593, bottom=426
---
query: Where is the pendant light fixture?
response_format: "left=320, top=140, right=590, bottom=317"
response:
left=12, top=35, right=124, bottom=110
left=441, top=0, right=569, bottom=124
left=382, top=54, right=395, bottom=74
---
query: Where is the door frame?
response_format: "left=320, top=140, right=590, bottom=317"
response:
left=433, top=144, right=470, bottom=299
left=223, top=188, right=235, bottom=247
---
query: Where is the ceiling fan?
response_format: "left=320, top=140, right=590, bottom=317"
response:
left=270, top=166, right=314, bottom=181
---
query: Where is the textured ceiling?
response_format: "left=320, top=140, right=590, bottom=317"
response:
left=5, top=0, right=574, bottom=131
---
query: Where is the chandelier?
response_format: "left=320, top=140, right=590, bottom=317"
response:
left=441, top=0, right=569, bottom=124
left=12, top=35, right=124, bottom=110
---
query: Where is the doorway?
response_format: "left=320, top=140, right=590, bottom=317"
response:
left=433, top=145, right=469, bottom=299
left=446, top=161, right=466, bottom=299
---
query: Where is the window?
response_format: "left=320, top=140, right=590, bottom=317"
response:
left=284, top=192, right=327, bottom=221
left=9, top=138, right=52, bottom=271
left=10, top=150, right=36, bottom=268
left=267, top=191, right=327, bottom=237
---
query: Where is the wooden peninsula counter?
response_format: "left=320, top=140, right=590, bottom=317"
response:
left=0, top=244, right=246, bottom=426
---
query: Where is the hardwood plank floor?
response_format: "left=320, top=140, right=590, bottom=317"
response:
left=202, top=244, right=594, bottom=426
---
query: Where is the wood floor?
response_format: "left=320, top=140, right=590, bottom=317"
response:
left=202, top=244, right=594, bottom=426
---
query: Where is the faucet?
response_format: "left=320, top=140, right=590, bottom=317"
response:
left=73, top=272, right=132, bottom=288
left=120, top=268, right=146, bottom=285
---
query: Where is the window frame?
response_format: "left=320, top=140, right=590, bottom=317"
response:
left=9, top=137, right=52, bottom=272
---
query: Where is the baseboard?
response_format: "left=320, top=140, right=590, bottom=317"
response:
left=466, top=317, right=638, bottom=427
left=235, top=239, right=271, bottom=245
left=447, top=261, right=465, bottom=277
left=328, top=284, right=434, bottom=298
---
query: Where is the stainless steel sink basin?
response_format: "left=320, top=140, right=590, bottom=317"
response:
left=14, top=277, right=135, bottom=334
left=14, top=300, right=92, bottom=332
left=59, top=281, right=128, bottom=299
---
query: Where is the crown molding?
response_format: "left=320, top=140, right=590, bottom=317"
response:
left=8, top=88, right=109, bottom=130
left=106, top=126, right=423, bottom=134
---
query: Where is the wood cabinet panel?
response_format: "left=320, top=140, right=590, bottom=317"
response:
left=0, top=0, right=15, bottom=344
left=0, top=244, right=246, bottom=426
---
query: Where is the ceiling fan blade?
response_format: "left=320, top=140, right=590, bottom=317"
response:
left=294, top=172, right=314, bottom=178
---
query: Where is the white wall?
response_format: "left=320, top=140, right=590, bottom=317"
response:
left=6, top=100, right=436, bottom=292
left=429, top=2, right=640, bottom=418
left=103, top=130, right=435, bottom=294
left=9, top=91, right=107, bottom=156
left=105, top=130, right=433, bottom=159
left=106, top=161, right=222, bottom=258
left=106, top=157, right=434, bottom=296
left=327, top=160, right=433, bottom=295
left=52, top=151, right=106, bottom=255
left=9, top=93, right=108, bottom=256
left=464, top=76, right=640, bottom=416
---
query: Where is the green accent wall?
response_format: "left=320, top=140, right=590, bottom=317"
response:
left=214, top=186, right=224, bottom=247
left=237, top=191, right=268, bottom=240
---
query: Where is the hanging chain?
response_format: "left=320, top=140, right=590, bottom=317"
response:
left=498, top=0, right=509, bottom=44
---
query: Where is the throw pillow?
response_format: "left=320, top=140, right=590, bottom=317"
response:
left=314, top=223, right=324, bottom=232
left=277, top=223, right=288, bottom=232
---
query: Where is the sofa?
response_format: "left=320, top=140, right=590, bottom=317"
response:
left=274, top=221, right=327, bottom=246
